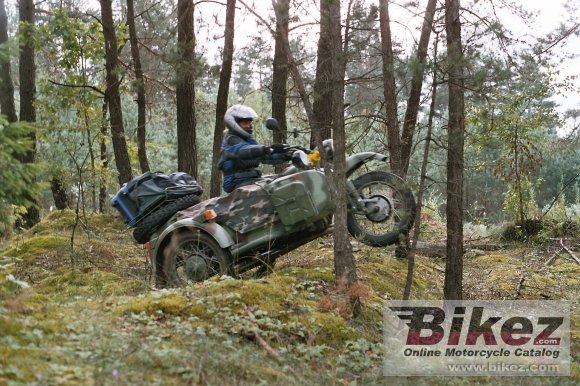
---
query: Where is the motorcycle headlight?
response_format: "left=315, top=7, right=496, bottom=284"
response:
left=322, top=139, right=334, bottom=160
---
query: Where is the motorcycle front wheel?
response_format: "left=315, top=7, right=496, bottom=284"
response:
left=347, top=171, right=416, bottom=247
left=158, top=230, right=233, bottom=286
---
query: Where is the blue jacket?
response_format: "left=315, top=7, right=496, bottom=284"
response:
left=218, top=131, right=288, bottom=193
left=218, top=131, right=271, bottom=193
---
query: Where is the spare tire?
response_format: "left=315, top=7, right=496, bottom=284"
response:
left=132, top=194, right=201, bottom=244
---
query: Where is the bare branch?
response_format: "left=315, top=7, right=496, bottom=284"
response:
left=48, top=79, right=105, bottom=96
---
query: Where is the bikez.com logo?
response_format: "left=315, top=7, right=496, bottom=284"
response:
left=391, top=306, right=563, bottom=347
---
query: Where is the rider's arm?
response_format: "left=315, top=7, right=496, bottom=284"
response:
left=223, top=134, right=270, bottom=160
left=222, top=135, right=288, bottom=165
left=237, top=144, right=271, bottom=159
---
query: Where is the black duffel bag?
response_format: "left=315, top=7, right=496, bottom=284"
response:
left=112, top=171, right=203, bottom=226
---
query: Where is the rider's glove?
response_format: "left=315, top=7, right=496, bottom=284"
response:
left=270, top=143, right=287, bottom=153
left=262, top=145, right=272, bottom=155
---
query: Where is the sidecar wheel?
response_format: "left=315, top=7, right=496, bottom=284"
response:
left=132, top=194, right=200, bottom=244
left=347, top=171, right=416, bottom=247
left=158, top=231, right=233, bottom=287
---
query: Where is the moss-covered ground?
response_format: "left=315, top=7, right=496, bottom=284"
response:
left=0, top=210, right=578, bottom=385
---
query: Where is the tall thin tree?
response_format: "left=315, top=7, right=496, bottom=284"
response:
left=379, top=0, right=437, bottom=178
left=99, top=100, right=109, bottom=212
left=378, top=0, right=402, bottom=176
left=18, top=0, right=39, bottom=227
left=326, top=0, right=361, bottom=317
left=269, top=0, right=316, bottom=129
left=404, top=31, right=441, bottom=300
left=271, top=0, right=289, bottom=172
left=127, top=0, right=150, bottom=173
left=399, top=0, right=437, bottom=176
left=176, top=0, right=197, bottom=179
left=0, top=0, right=17, bottom=123
left=100, top=0, right=133, bottom=184
left=378, top=0, right=437, bottom=259
left=312, top=0, right=334, bottom=145
left=444, top=0, right=465, bottom=300
left=210, top=0, right=236, bottom=198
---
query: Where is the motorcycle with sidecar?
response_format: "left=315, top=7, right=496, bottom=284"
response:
left=113, top=119, right=416, bottom=286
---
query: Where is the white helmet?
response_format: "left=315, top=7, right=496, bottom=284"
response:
left=224, top=104, right=258, bottom=140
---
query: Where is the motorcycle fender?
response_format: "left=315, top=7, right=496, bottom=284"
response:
left=152, top=219, right=235, bottom=257
left=346, top=152, right=388, bottom=177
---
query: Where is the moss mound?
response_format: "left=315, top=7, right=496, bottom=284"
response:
left=2, top=235, right=69, bottom=262
left=0, top=211, right=578, bottom=384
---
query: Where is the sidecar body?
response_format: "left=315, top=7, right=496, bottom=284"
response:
left=147, top=169, right=333, bottom=271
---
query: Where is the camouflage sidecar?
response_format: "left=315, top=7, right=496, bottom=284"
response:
left=145, top=149, right=416, bottom=287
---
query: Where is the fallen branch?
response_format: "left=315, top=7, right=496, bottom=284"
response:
left=541, top=170, right=580, bottom=218
left=239, top=305, right=318, bottom=385
left=431, top=264, right=445, bottom=273
left=415, top=241, right=511, bottom=258
left=242, top=303, right=282, bottom=362
left=560, top=239, right=580, bottom=265
left=546, top=239, right=580, bottom=266
left=545, top=248, right=563, bottom=266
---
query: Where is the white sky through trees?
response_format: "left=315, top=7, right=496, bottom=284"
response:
left=194, top=0, right=578, bottom=113
left=3, top=0, right=578, bottom=115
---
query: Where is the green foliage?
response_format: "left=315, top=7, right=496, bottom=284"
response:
left=466, top=57, right=563, bottom=222
left=0, top=116, right=41, bottom=229
left=34, top=8, right=120, bottom=211
left=0, top=30, right=18, bottom=62
left=502, top=177, right=540, bottom=222
left=537, top=132, right=580, bottom=207
left=37, top=9, right=103, bottom=70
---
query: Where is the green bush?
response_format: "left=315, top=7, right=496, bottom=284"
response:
left=0, top=116, right=41, bottom=231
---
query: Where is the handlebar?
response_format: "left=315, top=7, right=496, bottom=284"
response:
left=272, top=144, right=311, bottom=155
left=267, top=139, right=331, bottom=167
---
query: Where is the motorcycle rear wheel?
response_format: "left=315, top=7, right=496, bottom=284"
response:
left=158, top=231, right=233, bottom=286
left=347, top=171, right=416, bottom=247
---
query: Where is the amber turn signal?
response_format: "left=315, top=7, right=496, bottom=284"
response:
left=203, top=209, right=217, bottom=221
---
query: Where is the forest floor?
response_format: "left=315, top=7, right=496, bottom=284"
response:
left=0, top=210, right=578, bottom=385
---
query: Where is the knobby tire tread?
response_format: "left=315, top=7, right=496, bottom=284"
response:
left=132, top=194, right=200, bottom=243
left=346, top=171, right=416, bottom=247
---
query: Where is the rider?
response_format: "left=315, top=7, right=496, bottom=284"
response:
left=218, top=104, right=285, bottom=193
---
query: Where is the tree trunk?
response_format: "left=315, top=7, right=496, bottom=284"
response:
left=210, top=0, right=236, bottom=198
left=271, top=0, right=316, bottom=131
left=444, top=0, right=465, bottom=300
left=176, top=0, right=197, bottom=179
left=100, top=0, right=133, bottom=185
left=399, top=0, right=437, bottom=176
left=271, top=0, right=289, bottom=172
left=404, top=32, right=440, bottom=300
left=17, top=0, right=39, bottom=227
left=99, top=100, right=109, bottom=213
left=50, top=172, right=69, bottom=210
left=0, top=0, right=17, bottom=122
left=324, top=0, right=360, bottom=318
left=378, top=0, right=402, bottom=176
left=127, top=0, right=150, bottom=173
left=19, top=0, right=34, bottom=125
left=512, top=124, right=526, bottom=225
left=311, top=0, right=333, bottom=146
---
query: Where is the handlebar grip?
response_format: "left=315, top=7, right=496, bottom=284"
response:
left=270, top=143, right=287, bottom=153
